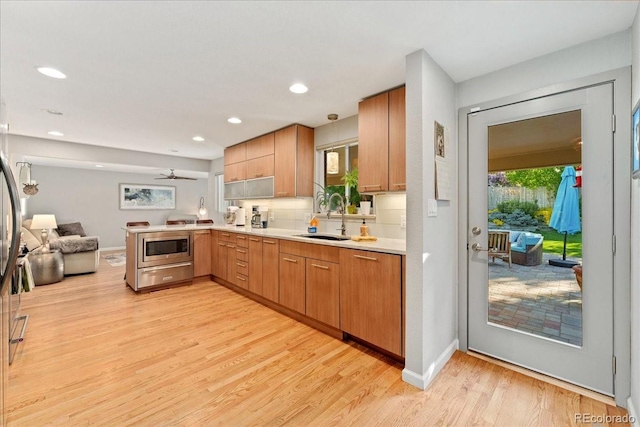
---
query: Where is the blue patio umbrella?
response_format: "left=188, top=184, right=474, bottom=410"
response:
left=548, top=166, right=581, bottom=267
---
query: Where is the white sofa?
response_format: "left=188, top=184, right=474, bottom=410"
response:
left=22, top=219, right=100, bottom=275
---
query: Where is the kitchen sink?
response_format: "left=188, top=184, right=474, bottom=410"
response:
left=295, top=233, right=351, bottom=241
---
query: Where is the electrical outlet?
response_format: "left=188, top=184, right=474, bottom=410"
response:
left=400, top=214, right=406, bottom=228
left=304, top=213, right=311, bottom=223
left=270, top=213, right=275, bottom=221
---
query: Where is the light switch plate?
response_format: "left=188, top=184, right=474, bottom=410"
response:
left=427, top=199, right=438, bottom=217
left=400, top=215, right=406, bottom=228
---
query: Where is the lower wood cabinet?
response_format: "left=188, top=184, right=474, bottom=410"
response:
left=248, top=236, right=263, bottom=295
left=193, top=230, right=211, bottom=277
left=279, top=253, right=305, bottom=313
left=305, top=258, right=340, bottom=329
left=339, top=248, right=402, bottom=356
left=214, top=240, right=228, bottom=281
left=262, top=238, right=279, bottom=302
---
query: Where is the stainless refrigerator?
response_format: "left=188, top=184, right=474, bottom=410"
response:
left=0, top=99, right=22, bottom=426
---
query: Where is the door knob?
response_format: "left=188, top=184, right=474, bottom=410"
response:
left=471, top=243, right=490, bottom=252
left=471, top=227, right=482, bottom=236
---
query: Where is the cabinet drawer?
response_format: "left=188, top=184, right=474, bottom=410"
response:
left=236, top=247, right=249, bottom=262
left=306, top=259, right=340, bottom=329
left=219, top=231, right=234, bottom=242
left=236, top=260, right=249, bottom=277
left=236, top=234, right=249, bottom=248
left=279, top=240, right=340, bottom=263
left=235, top=273, right=249, bottom=289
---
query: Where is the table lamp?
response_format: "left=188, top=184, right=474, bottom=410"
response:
left=30, top=214, right=57, bottom=250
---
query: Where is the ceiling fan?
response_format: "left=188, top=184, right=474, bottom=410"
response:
left=155, top=169, right=196, bottom=180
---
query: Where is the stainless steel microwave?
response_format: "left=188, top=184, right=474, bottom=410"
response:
left=137, top=231, right=193, bottom=268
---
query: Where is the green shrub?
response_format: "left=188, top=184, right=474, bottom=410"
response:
left=496, top=200, right=539, bottom=217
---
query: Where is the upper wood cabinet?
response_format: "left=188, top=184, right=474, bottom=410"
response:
left=224, top=161, right=246, bottom=183
left=246, top=155, right=274, bottom=180
left=224, top=143, right=246, bottom=165
left=358, top=86, right=406, bottom=193
left=246, top=133, right=275, bottom=160
left=274, top=125, right=314, bottom=198
left=388, top=86, right=406, bottom=191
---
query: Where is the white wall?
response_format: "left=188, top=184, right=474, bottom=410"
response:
left=208, top=157, right=224, bottom=225
left=630, top=4, right=640, bottom=423
left=457, top=30, right=632, bottom=108
left=402, top=49, right=458, bottom=389
left=25, top=165, right=208, bottom=248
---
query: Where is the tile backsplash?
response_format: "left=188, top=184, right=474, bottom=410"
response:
left=234, top=193, right=406, bottom=240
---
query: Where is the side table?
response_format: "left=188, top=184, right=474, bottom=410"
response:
left=30, top=250, right=64, bottom=285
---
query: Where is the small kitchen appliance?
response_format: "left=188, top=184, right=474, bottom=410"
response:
left=235, top=208, right=246, bottom=226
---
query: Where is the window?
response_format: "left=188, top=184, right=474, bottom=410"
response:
left=318, top=141, right=370, bottom=212
left=215, top=173, right=229, bottom=213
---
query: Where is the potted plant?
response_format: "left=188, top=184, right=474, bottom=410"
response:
left=314, top=182, right=330, bottom=213
left=342, top=168, right=360, bottom=214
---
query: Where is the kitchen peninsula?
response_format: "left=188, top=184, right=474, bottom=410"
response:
left=124, top=224, right=407, bottom=358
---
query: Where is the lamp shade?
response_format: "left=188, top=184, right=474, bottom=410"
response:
left=327, top=151, right=339, bottom=174
left=30, top=214, right=57, bottom=230
left=198, top=197, right=208, bottom=219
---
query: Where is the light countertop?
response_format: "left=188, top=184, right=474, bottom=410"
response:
left=123, top=224, right=406, bottom=255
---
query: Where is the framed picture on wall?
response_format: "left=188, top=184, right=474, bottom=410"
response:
left=119, top=183, right=176, bottom=210
left=633, top=99, right=640, bottom=179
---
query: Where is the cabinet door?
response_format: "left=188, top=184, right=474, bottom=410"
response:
left=215, top=241, right=228, bottom=281
left=246, top=133, right=275, bottom=159
left=210, top=231, right=219, bottom=277
left=295, top=126, right=314, bottom=197
left=224, top=162, right=246, bottom=183
left=274, top=126, right=296, bottom=197
left=224, top=142, right=246, bottom=165
left=262, top=239, right=279, bottom=302
left=246, top=155, right=274, bottom=179
left=279, top=253, right=305, bottom=314
left=306, top=259, right=340, bottom=328
left=358, top=92, right=389, bottom=192
left=248, top=236, right=263, bottom=295
left=388, top=86, right=406, bottom=191
left=193, top=230, right=211, bottom=277
left=339, top=249, right=402, bottom=355
left=226, top=243, right=237, bottom=285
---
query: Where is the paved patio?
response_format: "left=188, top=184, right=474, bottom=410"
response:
left=488, top=252, right=583, bottom=346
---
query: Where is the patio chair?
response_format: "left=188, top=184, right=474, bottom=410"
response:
left=488, top=230, right=512, bottom=268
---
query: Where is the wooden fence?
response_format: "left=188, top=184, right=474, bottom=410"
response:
left=488, top=186, right=552, bottom=210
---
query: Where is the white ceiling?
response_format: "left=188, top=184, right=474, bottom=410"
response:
left=1, top=1, right=637, bottom=164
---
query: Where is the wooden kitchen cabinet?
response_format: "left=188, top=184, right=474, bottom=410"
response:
left=246, top=155, right=274, bottom=180
left=224, top=161, right=246, bottom=183
left=358, top=91, right=389, bottom=192
left=262, top=238, right=279, bottom=302
left=193, top=230, right=211, bottom=277
left=274, top=125, right=314, bottom=198
left=246, top=133, right=275, bottom=159
left=305, top=258, right=340, bottom=329
left=358, top=86, right=406, bottom=193
left=248, top=236, right=263, bottom=295
left=215, top=240, right=228, bottom=281
left=279, top=253, right=305, bottom=314
left=224, top=142, right=246, bottom=165
left=339, top=248, right=402, bottom=356
left=388, top=86, right=406, bottom=191
left=226, top=241, right=237, bottom=286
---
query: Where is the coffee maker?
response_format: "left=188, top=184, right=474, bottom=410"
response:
left=251, top=205, right=269, bottom=228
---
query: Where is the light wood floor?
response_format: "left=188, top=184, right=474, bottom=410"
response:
left=7, top=252, right=630, bottom=426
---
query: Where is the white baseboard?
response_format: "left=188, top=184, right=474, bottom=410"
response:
left=628, top=396, right=639, bottom=427
left=101, top=246, right=125, bottom=252
left=402, top=338, right=459, bottom=390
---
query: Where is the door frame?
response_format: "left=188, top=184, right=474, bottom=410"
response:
left=457, top=67, right=631, bottom=406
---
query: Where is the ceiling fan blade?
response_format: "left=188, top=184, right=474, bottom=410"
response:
left=175, top=176, right=197, bottom=180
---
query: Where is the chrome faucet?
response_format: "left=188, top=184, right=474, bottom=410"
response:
left=327, top=193, right=346, bottom=236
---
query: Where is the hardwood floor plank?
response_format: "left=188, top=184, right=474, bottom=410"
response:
left=6, top=253, right=630, bottom=426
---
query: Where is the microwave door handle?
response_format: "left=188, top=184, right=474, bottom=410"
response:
left=0, top=152, right=21, bottom=293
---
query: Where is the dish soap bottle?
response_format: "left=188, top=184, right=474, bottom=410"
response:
left=308, top=216, right=318, bottom=233
left=360, top=218, right=369, bottom=237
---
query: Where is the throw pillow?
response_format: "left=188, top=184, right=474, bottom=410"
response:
left=21, top=227, right=41, bottom=251
left=56, top=222, right=87, bottom=237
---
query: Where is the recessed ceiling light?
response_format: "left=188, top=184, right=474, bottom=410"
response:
left=36, top=67, right=66, bottom=79
left=192, top=136, right=205, bottom=142
left=227, top=117, right=242, bottom=124
left=43, top=109, right=64, bottom=116
left=289, top=83, right=308, bottom=94
left=47, top=131, right=64, bottom=136
left=170, top=149, right=179, bottom=153
left=95, top=164, right=104, bottom=168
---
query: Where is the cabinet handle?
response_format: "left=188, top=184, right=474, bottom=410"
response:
left=264, top=240, right=276, bottom=245
left=236, top=262, right=246, bottom=267
left=221, top=233, right=230, bottom=237
left=311, top=263, right=329, bottom=270
left=354, top=254, right=378, bottom=262
left=277, top=192, right=289, bottom=195
left=236, top=276, right=247, bottom=281
left=249, top=238, right=260, bottom=242
left=227, top=244, right=235, bottom=248
left=218, top=242, right=227, bottom=246
left=237, top=236, right=246, bottom=240
left=283, top=257, right=298, bottom=263
left=237, top=249, right=247, bottom=254
left=255, top=173, right=263, bottom=178
left=392, top=183, right=406, bottom=188
left=362, top=184, right=382, bottom=189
